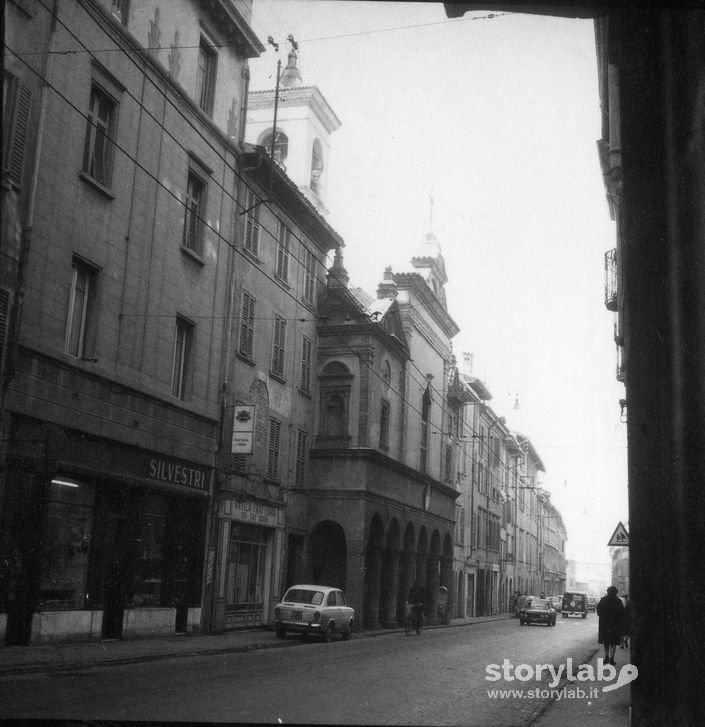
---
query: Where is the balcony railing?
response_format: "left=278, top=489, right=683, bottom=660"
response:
left=604, top=248, right=618, bottom=311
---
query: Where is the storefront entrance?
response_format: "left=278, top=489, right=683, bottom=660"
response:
left=225, top=523, right=266, bottom=628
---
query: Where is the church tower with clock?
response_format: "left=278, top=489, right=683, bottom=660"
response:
left=245, top=45, right=341, bottom=217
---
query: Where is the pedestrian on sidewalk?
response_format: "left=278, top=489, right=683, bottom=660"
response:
left=597, top=585, right=625, bottom=666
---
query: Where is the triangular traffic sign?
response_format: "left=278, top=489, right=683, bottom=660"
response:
left=608, top=521, right=629, bottom=547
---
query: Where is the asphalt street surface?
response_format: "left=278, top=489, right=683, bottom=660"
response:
left=1, top=616, right=599, bottom=725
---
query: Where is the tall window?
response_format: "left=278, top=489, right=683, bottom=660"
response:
left=275, top=221, right=290, bottom=281
left=195, top=37, right=217, bottom=115
left=300, top=335, right=312, bottom=392
left=238, top=291, right=255, bottom=360
left=267, top=417, right=281, bottom=479
left=244, top=187, right=261, bottom=256
left=302, top=246, right=315, bottom=304
left=420, top=387, right=431, bottom=473
left=65, top=257, right=97, bottom=358
left=171, top=316, right=193, bottom=399
left=325, top=393, right=346, bottom=436
left=183, top=170, right=206, bottom=254
left=83, top=84, right=117, bottom=187
left=444, top=444, right=453, bottom=482
left=295, top=430, right=307, bottom=487
left=379, top=399, right=390, bottom=450
left=271, top=315, right=286, bottom=378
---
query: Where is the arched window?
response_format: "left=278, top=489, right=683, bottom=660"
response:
left=260, top=129, right=288, bottom=165
left=325, top=393, right=345, bottom=435
left=310, top=138, right=324, bottom=192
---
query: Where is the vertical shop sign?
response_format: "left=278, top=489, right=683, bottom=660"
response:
left=232, top=405, right=255, bottom=454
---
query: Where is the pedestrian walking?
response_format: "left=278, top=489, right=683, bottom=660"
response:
left=596, top=585, right=625, bottom=665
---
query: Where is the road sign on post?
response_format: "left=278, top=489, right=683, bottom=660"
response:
left=608, top=521, right=629, bottom=547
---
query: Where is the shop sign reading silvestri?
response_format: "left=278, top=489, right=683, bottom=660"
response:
left=148, top=457, right=207, bottom=490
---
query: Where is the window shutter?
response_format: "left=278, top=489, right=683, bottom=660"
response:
left=240, top=292, right=255, bottom=359
left=267, top=417, right=281, bottom=479
left=7, top=85, right=32, bottom=188
left=0, top=288, right=10, bottom=372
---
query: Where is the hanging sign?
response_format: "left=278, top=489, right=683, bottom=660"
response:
left=607, top=521, right=630, bottom=547
left=231, top=405, right=255, bottom=454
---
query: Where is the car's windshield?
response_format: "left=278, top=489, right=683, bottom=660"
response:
left=283, top=589, right=324, bottom=605
left=533, top=599, right=550, bottom=609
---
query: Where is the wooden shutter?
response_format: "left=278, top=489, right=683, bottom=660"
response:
left=6, top=85, right=32, bottom=188
left=239, top=291, right=255, bottom=359
left=267, top=417, right=281, bottom=479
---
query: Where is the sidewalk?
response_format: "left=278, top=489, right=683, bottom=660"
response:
left=531, top=647, right=632, bottom=727
left=0, top=614, right=508, bottom=676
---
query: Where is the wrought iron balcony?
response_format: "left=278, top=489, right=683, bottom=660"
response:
left=604, top=248, right=618, bottom=311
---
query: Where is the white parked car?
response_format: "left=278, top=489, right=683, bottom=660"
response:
left=273, top=585, right=355, bottom=642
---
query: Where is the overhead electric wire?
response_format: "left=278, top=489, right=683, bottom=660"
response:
left=9, top=1, right=541, bottom=489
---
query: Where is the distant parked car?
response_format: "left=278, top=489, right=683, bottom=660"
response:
left=518, top=597, right=557, bottom=627
left=561, top=591, right=588, bottom=618
left=548, top=596, right=562, bottom=612
left=273, top=585, right=355, bottom=642
left=587, top=597, right=597, bottom=612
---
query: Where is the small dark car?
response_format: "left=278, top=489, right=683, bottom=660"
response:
left=561, top=591, right=588, bottom=618
left=518, top=597, right=557, bottom=626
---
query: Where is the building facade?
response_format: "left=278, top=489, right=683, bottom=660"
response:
left=1, top=0, right=263, bottom=645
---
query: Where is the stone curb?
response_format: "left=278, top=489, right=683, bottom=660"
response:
left=0, top=615, right=510, bottom=676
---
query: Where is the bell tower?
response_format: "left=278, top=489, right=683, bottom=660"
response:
left=245, top=43, right=341, bottom=217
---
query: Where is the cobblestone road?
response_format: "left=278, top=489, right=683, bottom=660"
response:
left=2, top=617, right=599, bottom=725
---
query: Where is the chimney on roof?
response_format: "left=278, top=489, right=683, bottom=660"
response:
left=377, top=266, right=398, bottom=300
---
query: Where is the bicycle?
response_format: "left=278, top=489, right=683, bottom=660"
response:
left=404, top=602, right=423, bottom=635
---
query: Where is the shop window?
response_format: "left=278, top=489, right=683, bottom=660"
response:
left=130, top=493, right=167, bottom=607
left=40, top=477, right=95, bottom=611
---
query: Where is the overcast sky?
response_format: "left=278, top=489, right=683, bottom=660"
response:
left=247, top=0, right=628, bottom=566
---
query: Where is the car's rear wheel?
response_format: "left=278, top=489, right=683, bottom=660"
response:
left=582, top=613, right=587, bottom=619
left=275, top=627, right=286, bottom=639
left=323, top=622, right=334, bottom=642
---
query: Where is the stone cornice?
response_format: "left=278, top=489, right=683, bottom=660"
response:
left=248, top=86, right=342, bottom=133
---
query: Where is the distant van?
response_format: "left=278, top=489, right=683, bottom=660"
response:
left=561, top=592, right=588, bottom=618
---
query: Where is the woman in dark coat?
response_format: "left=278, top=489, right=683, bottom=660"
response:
left=597, top=585, right=625, bottom=665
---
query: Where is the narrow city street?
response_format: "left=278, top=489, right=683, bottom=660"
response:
left=1, top=618, right=600, bottom=725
